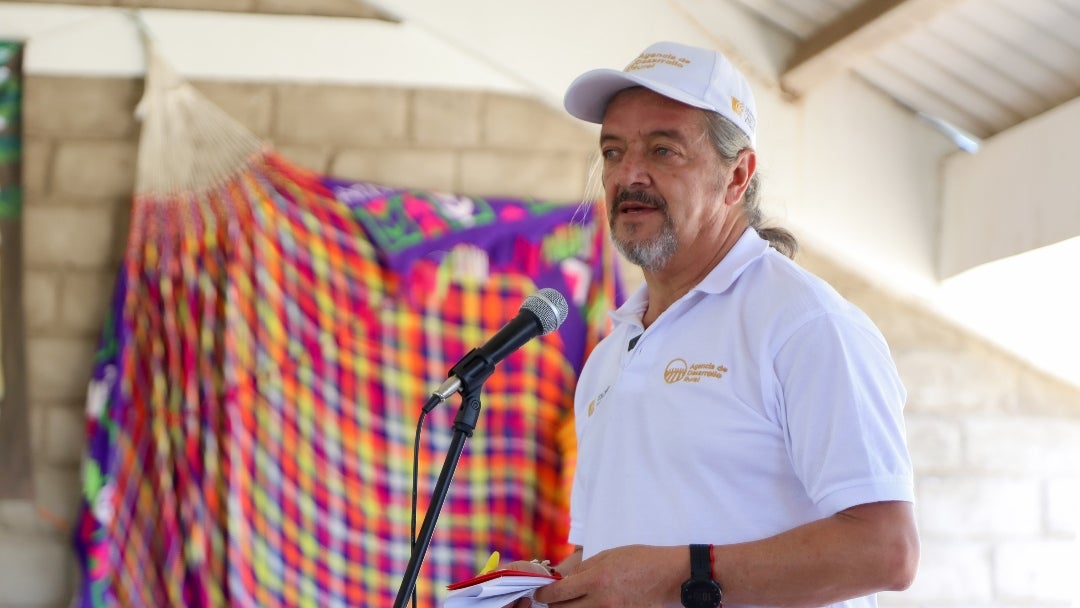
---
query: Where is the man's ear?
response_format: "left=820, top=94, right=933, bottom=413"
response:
left=724, top=149, right=756, bottom=206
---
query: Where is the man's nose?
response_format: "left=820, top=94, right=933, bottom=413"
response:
left=609, top=148, right=651, bottom=189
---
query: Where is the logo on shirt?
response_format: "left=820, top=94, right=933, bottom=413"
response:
left=663, top=358, right=729, bottom=384
left=587, top=386, right=611, bottom=417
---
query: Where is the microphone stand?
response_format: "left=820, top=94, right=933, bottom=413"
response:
left=392, top=382, right=485, bottom=608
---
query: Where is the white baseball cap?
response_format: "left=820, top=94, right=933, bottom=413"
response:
left=564, top=41, right=757, bottom=145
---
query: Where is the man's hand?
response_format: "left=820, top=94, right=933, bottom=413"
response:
left=503, top=559, right=561, bottom=608
left=531, top=545, right=685, bottom=607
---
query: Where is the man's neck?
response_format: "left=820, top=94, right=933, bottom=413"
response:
left=639, top=221, right=748, bottom=328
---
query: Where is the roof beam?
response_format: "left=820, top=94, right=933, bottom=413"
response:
left=781, top=0, right=969, bottom=96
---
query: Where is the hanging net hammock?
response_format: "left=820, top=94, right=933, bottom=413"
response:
left=74, top=41, right=620, bottom=607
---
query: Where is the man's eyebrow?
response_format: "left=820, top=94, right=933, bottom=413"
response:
left=648, top=128, right=689, bottom=141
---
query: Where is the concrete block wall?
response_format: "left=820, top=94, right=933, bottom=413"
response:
left=802, top=250, right=1080, bottom=608
left=1, top=47, right=1079, bottom=608
left=0, top=73, right=599, bottom=608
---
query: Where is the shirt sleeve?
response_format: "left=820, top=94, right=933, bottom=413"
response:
left=772, top=310, right=915, bottom=515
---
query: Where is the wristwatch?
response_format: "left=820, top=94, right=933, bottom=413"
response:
left=681, top=544, right=722, bottom=608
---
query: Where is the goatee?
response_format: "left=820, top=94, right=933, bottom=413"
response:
left=610, top=190, right=678, bottom=272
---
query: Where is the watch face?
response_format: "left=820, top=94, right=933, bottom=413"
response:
left=681, top=579, right=722, bottom=608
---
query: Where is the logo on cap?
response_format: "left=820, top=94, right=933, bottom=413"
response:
left=625, top=52, right=691, bottom=72
left=731, top=96, right=756, bottom=132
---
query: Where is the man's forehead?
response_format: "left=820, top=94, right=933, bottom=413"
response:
left=601, top=89, right=706, bottom=134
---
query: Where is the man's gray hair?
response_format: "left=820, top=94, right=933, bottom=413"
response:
left=703, top=112, right=798, bottom=259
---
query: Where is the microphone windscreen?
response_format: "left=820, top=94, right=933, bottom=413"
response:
left=522, top=288, right=569, bottom=335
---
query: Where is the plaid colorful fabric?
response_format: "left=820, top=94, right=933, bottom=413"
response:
left=74, top=150, right=621, bottom=607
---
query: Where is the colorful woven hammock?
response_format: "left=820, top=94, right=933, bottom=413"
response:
left=74, top=44, right=620, bottom=607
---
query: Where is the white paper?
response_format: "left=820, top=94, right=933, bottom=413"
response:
left=444, top=574, right=554, bottom=608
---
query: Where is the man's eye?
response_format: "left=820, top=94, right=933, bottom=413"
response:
left=655, top=147, right=673, bottom=156
left=602, top=149, right=619, bottom=159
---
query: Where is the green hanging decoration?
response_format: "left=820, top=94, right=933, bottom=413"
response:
left=0, top=41, right=22, bottom=219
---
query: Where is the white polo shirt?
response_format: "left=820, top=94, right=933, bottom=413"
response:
left=569, top=229, right=913, bottom=607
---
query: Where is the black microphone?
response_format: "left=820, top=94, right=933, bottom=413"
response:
left=423, top=288, right=569, bottom=412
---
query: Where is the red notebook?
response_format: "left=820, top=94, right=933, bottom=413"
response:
left=448, top=568, right=561, bottom=590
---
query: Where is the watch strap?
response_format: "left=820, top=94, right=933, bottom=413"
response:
left=689, top=544, right=712, bottom=580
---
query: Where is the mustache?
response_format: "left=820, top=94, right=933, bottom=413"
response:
left=613, top=189, right=667, bottom=208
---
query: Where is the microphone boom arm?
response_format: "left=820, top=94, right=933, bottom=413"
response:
left=397, top=288, right=569, bottom=603
left=393, top=383, right=485, bottom=608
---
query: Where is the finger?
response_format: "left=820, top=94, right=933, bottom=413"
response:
left=532, top=577, right=587, bottom=605
left=505, top=560, right=553, bottom=575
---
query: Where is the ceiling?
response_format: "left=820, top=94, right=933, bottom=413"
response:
left=358, top=0, right=1080, bottom=387
left=3, top=0, right=1079, bottom=386
left=351, top=0, right=1080, bottom=266
left=735, top=0, right=1080, bottom=146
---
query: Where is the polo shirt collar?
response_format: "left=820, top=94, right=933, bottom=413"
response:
left=610, top=227, right=768, bottom=327
left=693, top=226, right=769, bottom=296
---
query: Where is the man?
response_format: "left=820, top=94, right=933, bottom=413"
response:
left=512, top=41, right=919, bottom=607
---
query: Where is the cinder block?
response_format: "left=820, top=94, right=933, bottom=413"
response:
left=24, top=76, right=140, bottom=139
left=41, top=406, right=87, bottom=468
left=894, top=348, right=1017, bottom=413
left=32, top=465, right=83, bottom=531
left=23, top=270, right=61, bottom=332
left=52, top=141, right=137, bottom=200
left=0, top=530, right=73, bottom=606
left=0, top=499, right=41, bottom=532
left=21, top=138, right=52, bottom=197
left=483, top=93, right=595, bottom=151
left=965, top=416, right=1080, bottom=474
left=917, top=475, right=1041, bottom=538
left=995, top=540, right=1079, bottom=603
left=31, top=398, right=46, bottom=467
left=1045, top=476, right=1080, bottom=535
left=332, top=148, right=456, bottom=193
left=275, top=85, right=408, bottom=146
left=459, top=150, right=590, bottom=202
left=23, top=206, right=119, bottom=270
left=26, top=336, right=97, bottom=403
left=193, top=80, right=275, bottom=138
left=412, top=90, right=482, bottom=147
left=274, top=144, right=334, bottom=174
left=1016, top=368, right=1080, bottom=417
left=905, top=415, right=962, bottom=473
left=895, top=540, right=993, bottom=603
left=61, top=271, right=119, bottom=336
